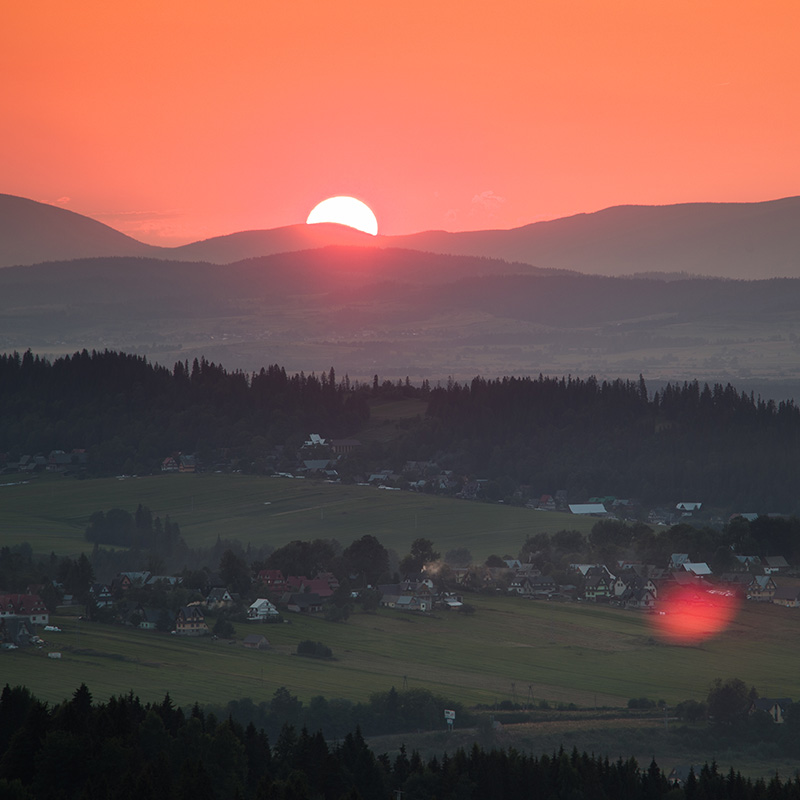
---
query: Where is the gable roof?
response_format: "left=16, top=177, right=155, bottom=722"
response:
left=569, top=503, right=607, bottom=515
left=683, top=562, right=712, bottom=575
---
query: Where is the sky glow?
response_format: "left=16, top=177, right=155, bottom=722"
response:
left=2, top=1, right=799, bottom=245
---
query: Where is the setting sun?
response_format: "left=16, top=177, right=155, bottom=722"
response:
left=306, top=196, right=378, bottom=236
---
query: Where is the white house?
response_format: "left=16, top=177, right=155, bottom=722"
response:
left=248, top=598, right=280, bottom=621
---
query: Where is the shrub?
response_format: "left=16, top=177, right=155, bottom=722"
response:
left=674, top=699, right=708, bottom=722
left=627, top=697, right=657, bottom=709
left=297, top=640, right=333, bottom=659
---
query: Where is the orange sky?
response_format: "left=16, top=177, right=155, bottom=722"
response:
left=3, top=1, right=799, bottom=245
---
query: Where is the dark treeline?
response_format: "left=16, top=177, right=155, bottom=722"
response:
left=0, top=349, right=370, bottom=474
left=85, top=504, right=183, bottom=551
left=4, top=683, right=800, bottom=800
left=415, top=375, right=800, bottom=510
left=204, top=685, right=472, bottom=742
left=3, top=350, right=800, bottom=510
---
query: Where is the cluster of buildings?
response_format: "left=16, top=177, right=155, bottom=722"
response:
left=2, top=449, right=87, bottom=474
left=496, top=551, right=798, bottom=609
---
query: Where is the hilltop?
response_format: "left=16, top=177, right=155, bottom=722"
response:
left=3, top=193, right=800, bottom=279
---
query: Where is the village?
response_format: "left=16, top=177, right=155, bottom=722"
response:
left=3, top=530, right=799, bottom=654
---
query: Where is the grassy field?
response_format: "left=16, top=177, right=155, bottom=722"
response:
left=0, top=471, right=596, bottom=559
left=3, top=593, right=799, bottom=715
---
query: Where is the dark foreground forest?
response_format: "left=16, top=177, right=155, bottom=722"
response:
left=1, top=349, right=799, bottom=511
left=2, top=683, right=799, bottom=800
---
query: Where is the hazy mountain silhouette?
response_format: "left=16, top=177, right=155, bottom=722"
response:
left=2, top=246, right=799, bottom=397
left=2, top=193, right=799, bottom=279
left=0, top=194, right=157, bottom=265
left=2, top=246, right=797, bottom=330
left=391, top=197, right=800, bottom=280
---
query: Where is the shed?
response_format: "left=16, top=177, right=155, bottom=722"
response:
left=242, top=634, right=270, bottom=650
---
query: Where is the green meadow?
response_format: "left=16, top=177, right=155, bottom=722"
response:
left=4, top=471, right=799, bottom=733
left=0, top=472, right=595, bottom=560
left=3, top=594, right=798, bottom=713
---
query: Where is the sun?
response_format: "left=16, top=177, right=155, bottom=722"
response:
left=306, top=196, right=378, bottom=236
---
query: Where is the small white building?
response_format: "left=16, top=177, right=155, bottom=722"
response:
left=248, top=598, right=280, bottom=621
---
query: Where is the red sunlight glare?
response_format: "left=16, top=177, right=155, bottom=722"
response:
left=651, top=584, right=740, bottom=644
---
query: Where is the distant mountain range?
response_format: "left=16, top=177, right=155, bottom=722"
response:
left=2, top=193, right=799, bottom=279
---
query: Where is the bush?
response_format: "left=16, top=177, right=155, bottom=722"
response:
left=627, top=697, right=657, bottom=709
left=674, top=699, right=708, bottom=722
left=213, top=617, right=234, bottom=638
left=297, top=640, right=333, bottom=658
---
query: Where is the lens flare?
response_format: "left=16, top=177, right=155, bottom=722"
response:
left=651, top=584, right=740, bottom=644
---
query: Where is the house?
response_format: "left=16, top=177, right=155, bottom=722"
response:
left=537, top=495, right=556, bottom=511
left=146, top=575, right=182, bottom=589
left=570, top=564, right=614, bottom=579
left=614, top=572, right=657, bottom=599
left=161, top=456, right=179, bottom=472
left=248, top=598, right=280, bottom=621
left=584, top=573, right=613, bottom=602
left=764, top=556, right=790, bottom=574
left=509, top=576, right=533, bottom=596
left=300, top=578, right=335, bottom=598
left=242, top=634, right=270, bottom=650
left=526, top=574, right=557, bottom=596
left=395, top=595, right=430, bottom=612
left=0, top=616, right=34, bottom=647
left=316, top=572, right=340, bottom=591
left=257, top=569, right=288, bottom=593
left=89, top=583, right=114, bottom=608
left=205, top=587, right=235, bottom=609
left=330, top=439, right=361, bottom=456
left=0, top=593, right=49, bottom=625
left=179, top=454, right=196, bottom=473
left=134, top=606, right=171, bottom=631
left=568, top=503, right=608, bottom=516
left=750, top=697, right=792, bottom=724
left=682, top=562, right=713, bottom=577
left=285, top=575, right=310, bottom=592
left=748, top=575, right=777, bottom=601
left=378, top=585, right=432, bottom=612
left=174, top=606, right=209, bottom=636
left=284, top=593, right=324, bottom=613
left=676, top=502, right=702, bottom=514
left=114, top=571, right=152, bottom=592
left=772, top=586, right=800, bottom=608
left=619, top=587, right=657, bottom=611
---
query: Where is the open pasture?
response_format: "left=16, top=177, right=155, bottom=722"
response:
left=0, top=472, right=595, bottom=559
left=3, top=593, right=798, bottom=712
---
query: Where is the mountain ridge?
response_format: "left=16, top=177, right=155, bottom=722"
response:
left=2, top=193, right=799, bottom=279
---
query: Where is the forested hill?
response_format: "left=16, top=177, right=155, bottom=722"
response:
left=1, top=349, right=799, bottom=511
left=3, top=683, right=795, bottom=800
left=0, top=350, right=369, bottom=474
left=419, top=376, right=800, bottom=511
